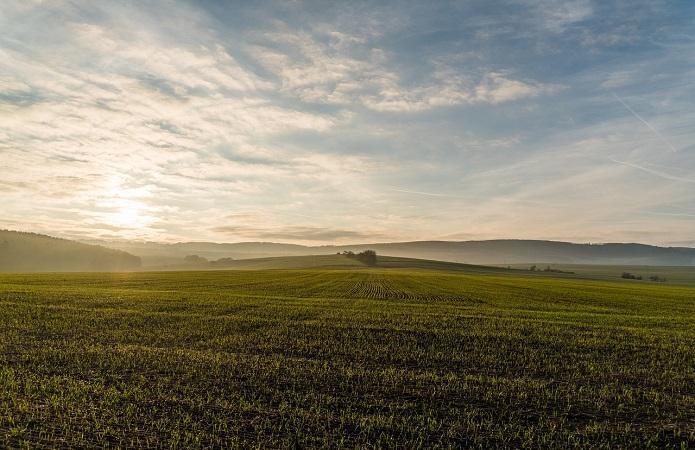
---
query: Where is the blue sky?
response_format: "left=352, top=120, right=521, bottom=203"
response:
left=1, top=0, right=694, bottom=245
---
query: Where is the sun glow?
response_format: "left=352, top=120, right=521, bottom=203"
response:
left=95, top=195, right=160, bottom=239
left=111, top=199, right=146, bottom=229
left=97, top=179, right=157, bottom=233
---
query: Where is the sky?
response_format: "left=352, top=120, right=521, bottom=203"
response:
left=1, top=0, right=694, bottom=245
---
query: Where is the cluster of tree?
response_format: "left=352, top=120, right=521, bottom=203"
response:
left=649, top=275, right=666, bottom=282
left=529, top=265, right=574, bottom=274
left=340, top=250, right=378, bottom=266
left=184, top=255, right=235, bottom=266
left=621, top=272, right=667, bottom=282
left=184, top=255, right=208, bottom=264
left=621, top=272, right=642, bottom=280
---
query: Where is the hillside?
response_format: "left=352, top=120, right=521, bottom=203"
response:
left=98, top=239, right=695, bottom=267
left=0, top=230, right=141, bottom=272
left=92, top=240, right=311, bottom=266
left=145, top=253, right=522, bottom=274
left=334, top=240, right=695, bottom=265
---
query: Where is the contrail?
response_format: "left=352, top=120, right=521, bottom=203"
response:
left=389, top=188, right=458, bottom=198
left=610, top=158, right=695, bottom=183
left=612, top=92, right=677, bottom=152
left=645, top=211, right=695, bottom=218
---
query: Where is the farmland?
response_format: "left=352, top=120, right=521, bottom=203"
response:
left=503, top=263, right=695, bottom=286
left=0, top=265, right=694, bottom=447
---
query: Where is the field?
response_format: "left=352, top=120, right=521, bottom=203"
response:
left=0, top=264, right=694, bottom=447
left=503, top=263, right=695, bottom=286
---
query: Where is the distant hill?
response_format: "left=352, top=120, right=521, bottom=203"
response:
left=95, top=240, right=309, bottom=266
left=143, top=253, right=521, bottom=274
left=96, top=239, right=695, bottom=267
left=330, top=240, right=695, bottom=266
left=0, top=230, right=141, bottom=272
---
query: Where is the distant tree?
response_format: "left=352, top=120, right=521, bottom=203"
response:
left=210, top=257, right=234, bottom=266
left=621, top=272, right=642, bottom=280
left=184, top=255, right=208, bottom=264
left=529, top=265, right=537, bottom=271
left=356, top=250, right=377, bottom=266
left=540, top=265, right=575, bottom=274
left=649, top=275, right=666, bottom=282
left=342, top=250, right=377, bottom=265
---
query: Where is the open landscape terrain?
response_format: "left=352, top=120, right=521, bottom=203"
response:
left=1, top=261, right=693, bottom=447
left=4, top=0, right=695, bottom=447
left=503, top=263, right=695, bottom=287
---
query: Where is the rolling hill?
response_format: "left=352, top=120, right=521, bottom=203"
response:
left=140, top=253, right=695, bottom=285
left=5, top=230, right=695, bottom=270
left=144, top=253, right=521, bottom=274
left=97, top=238, right=695, bottom=267
left=0, top=230, right=141, bottom=272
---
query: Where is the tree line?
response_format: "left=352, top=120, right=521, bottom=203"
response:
left=340, top=250, right=377, bottom=266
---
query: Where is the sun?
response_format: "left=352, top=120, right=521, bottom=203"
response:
left=107, top=199, right=149, bottom=229
left=113, top=204, right=140, bottom=228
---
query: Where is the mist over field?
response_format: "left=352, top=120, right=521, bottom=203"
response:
left=3, top=230, right=695, bottom=272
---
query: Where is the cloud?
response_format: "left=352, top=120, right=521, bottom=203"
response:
left=611, top=93, right=677, bottom=152
left=537, top=0, right=593, bottom=32
left=609, top=159, right=695, bottom=183
left=473, top=72, right=549, bottom=104
left=1, top=0, right=694, bottom=245
left=213, top=225, right=378, bottom=241
left=389, top=188, right=460, bottom=198
left=359, top=71, right=553, bottom=112
left=645, top=211, right=695, bottom=219
left=600, top=71, right=635, bottom=89
left=209, top=209, right=388, bottom=243
left=250, top=26, right=553, bottom=112
left=0, top=4, right=358, bottom=240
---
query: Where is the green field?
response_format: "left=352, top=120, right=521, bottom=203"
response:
left=502, top=263, right=695, bottom=286
left=1, top=265, right=694, bottom=447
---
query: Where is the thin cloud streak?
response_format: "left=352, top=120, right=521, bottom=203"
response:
left=612, top=92, right=678, bottom=153
left=609, top=159, right=695, bottom=183
left=389, top=188, right=460, bottom=198
left=645, top=211, right=695, bottom=218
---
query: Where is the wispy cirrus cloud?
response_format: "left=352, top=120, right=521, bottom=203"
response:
left=250, top=26, right=554, bottom=112
left=214, top=225, right=380, bottom=241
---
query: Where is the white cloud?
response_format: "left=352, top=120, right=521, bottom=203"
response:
left=251, top=27, right=553, bottom=112
left=529, top=0, right=593, bottom=32
left=0, top=6, right=360, bottom=240
left=0, top=76, right=31, bottom=95
left=601, top=71, right=636, bottom=89
left=2, top=0, right=694, bottom=245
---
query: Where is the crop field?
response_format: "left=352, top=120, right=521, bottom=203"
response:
left=0, top=268, right=694, bottom=448
left=503, top=263, right=695, bottom=286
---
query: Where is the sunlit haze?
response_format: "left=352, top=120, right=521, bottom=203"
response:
left=2, top=1, right=694, bottom=245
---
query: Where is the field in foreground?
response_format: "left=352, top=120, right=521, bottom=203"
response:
left=0, top=269, right=694, bottom=448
